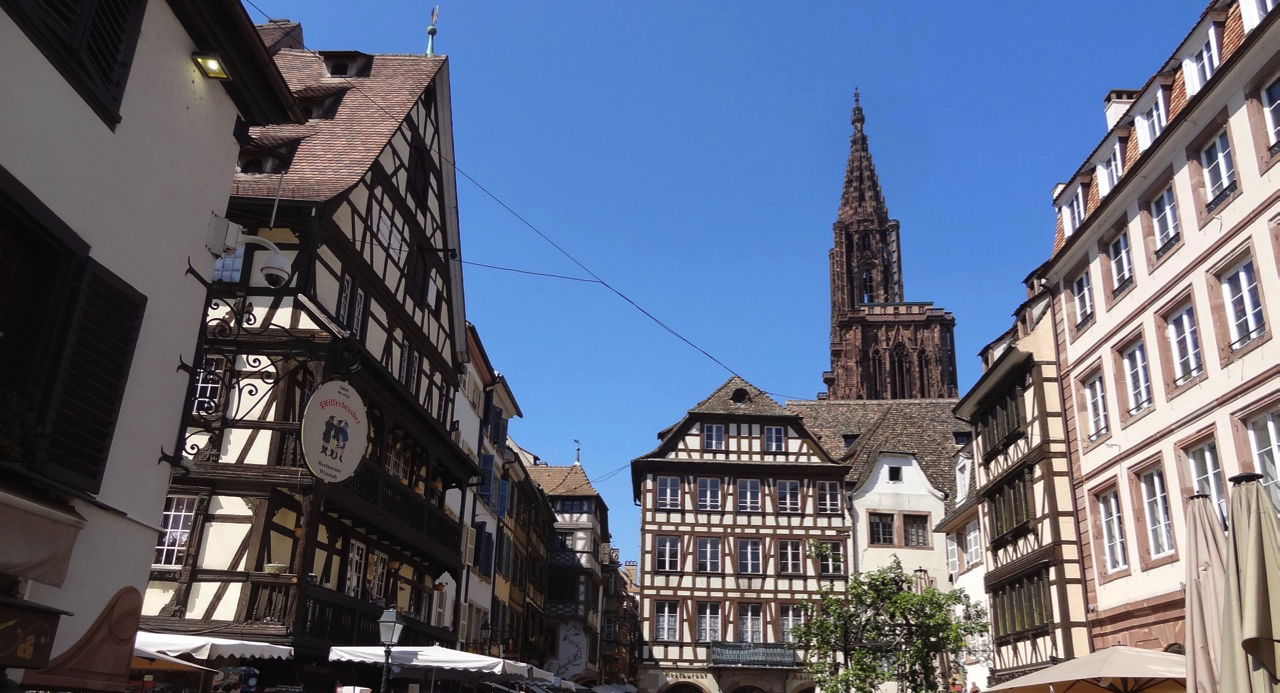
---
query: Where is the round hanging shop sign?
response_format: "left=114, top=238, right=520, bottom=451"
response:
left=300, top=380, right=368, bottom=483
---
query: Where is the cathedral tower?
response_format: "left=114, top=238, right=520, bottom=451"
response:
left=823, top=92, right=958, bottom=400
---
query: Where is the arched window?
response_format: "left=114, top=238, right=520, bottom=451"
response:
left=890, top=343, right=910, bottom=399
left=918, top=350, right=930, bottom=397
left=860, top=270, right=874, bottom=304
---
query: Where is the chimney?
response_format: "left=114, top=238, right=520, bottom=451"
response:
left=624, top=561, right=638, bottom=586
left=1104, top=89, right=1138, bottom=130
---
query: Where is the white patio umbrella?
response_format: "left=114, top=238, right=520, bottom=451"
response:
left=328, top=645, right=532, bottom=682
left=985, top=646, right=1184, bottom=693
left=1184, top=493, right=1228, bottom=693
left=1219, top=473, right=1280, bottom=692
left=134, top=632, right=293, bottom=660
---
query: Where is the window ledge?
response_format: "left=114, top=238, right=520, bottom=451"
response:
left=1220, top=328, right=1271, bottom=368
left=1097, top=565, right=1131, bottom=585
left=1121, top=403, right=1156, bottom=429
left=1081, top=429, right=1114, bottom=453
left=1167, top=369, right=1207, bottom=400
left=991, top=521, right=1032, bottom=550
left=1138, top=551, right=1179, bottom=572
left=1204, top=180, right=1240, bottom=214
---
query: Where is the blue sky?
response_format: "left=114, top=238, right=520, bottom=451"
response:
left=254, top=0, right=1207, bottom=562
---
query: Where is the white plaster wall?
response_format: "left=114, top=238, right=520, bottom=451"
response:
left=850, top=454, right=949, bottom=580
left=951, top=560, right=990, bottom=690
left=7, top=0, right=248, bottom=657
left=548, top=620, right=589, bottom=680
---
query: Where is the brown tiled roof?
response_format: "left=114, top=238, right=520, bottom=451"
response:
left=528, top=464, right=601, bottom=498
left=257, top=20, right=302, bottom=54
left=231, top=49, right=444, bottom=203
left=786, top=399, right=966, bottom=506
left=690, top=376, right=794, bottom=418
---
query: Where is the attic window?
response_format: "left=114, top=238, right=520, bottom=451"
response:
left=888, top=466, right=903, bottom=482
left=842, top=433, right=860, bottom=447
left=327, top=61, right=349, bottom=77
left=954, top=432, right=972, bottom=446
left=239, top=157, right=264, bottom=174
left=730, top=388, right=750, bottom=404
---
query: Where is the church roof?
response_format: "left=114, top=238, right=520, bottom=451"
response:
left=786, top=398, right=966, bottom=506
left=689, top=376, right=794, bottom=418
left=835, top=90, right=891, bottom=228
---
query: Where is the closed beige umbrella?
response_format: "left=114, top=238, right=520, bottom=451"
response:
left=1185, top=493, right=1228, bottom=693
left=1220, top=473, right=1280, bottom=691
left=985, top=646, right=1184, bottom=692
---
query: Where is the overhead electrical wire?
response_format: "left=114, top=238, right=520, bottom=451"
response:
left=239, top=0, right=815, bottom=404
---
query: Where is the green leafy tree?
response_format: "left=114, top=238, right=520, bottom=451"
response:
left=790, top=556, right=988, bottom=693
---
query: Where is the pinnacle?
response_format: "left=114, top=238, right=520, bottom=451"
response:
left=836, top=92, right=887, bottom=226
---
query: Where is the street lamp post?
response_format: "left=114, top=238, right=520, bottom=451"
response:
left=378, top=609, right=405, bottom=693
left=479, top=620, right=492, bottom=655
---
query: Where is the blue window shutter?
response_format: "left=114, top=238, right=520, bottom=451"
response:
left=480, top=531, right=494, bottom=577
left=498, top=480, right=509, bottom=517
left=478, top=455, right=494, bottom=502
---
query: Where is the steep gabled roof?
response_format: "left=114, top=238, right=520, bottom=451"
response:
left=786, top=399, right=966, bottom=506
left=231, top=48, right=445, bottom=202
left=528, top=464, right=600, bottom=498
left=690, top=376, right=794, bottom=418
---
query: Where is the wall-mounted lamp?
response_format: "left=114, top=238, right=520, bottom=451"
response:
left=192, top=52, right=231, bottom=80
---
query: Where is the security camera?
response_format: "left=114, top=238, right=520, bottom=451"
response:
left=260, top=251, right=291, bottom=288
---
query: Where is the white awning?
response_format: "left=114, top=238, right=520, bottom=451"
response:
left=328, top=645, right=530, bottom=682
left=134, top=632, right=293, bottom=660
left=132, top=646, right=217, bottom=672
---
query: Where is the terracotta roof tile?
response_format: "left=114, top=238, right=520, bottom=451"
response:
left=256, top=20, right=302, bottom=54
left=231, top=49, right=444, bottom=203
left=690, top=376, right=793, bottom=418
left=528, top=464, right=601, bottom=498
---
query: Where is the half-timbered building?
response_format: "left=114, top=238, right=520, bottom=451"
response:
left=1, top=2, right=299, bottom=689
left=934, top=444, right=991, bottom=690
left=631, top=377, right=848, bottom=693
left=139, top=22, right=476, bottom=688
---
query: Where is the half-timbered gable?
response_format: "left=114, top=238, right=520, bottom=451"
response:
left=631, top=377, right=847, bottom=693
left=955, top=292, right=1089, bottom=684
left=141, top=26, right=475, bottom=689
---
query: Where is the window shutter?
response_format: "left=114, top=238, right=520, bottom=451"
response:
left=489, top=406, right=504, bottom=444
left=479, top=530, right=494, bottom=577
left=464, top=526, right=475, bottom=566
left=497, top=479, right=509, bottom=517
left=43, top=257, right=146, bottom=494
left=433, top=587, right=447, bottom=627
left=478, top=454, right=494, bottom=502
left=457, top=603, right=469, bottom=639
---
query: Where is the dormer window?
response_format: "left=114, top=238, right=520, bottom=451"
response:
left=327, top=60, right=349, bottom=77
left=1097, top=142, right=1124, bottom=197
left=887, top=465, right=903, bottom=483
left=1062, top=185, right=1087, bottom=236
left=1136, top=88, right=1169, bottom=150
left=239, top=157, right=264, bottom=174
left=1185, top=26, right=1222, bottom=97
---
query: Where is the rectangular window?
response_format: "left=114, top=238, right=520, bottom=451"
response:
left=154, top=495, right=198, bottom=567
left=1099, top=142, right=1124, bottom=196
left=1122, top=342, right=1153, bottom=415
left=1191, top=29, right=1221, bottom=93
left=1083, top=374, right=1110, bottom=441
left=1247, top=411, right=1280, bottom=510
left=345, top=539, right=367, bottom=598
left=1142, top=89, right=1169, bottom=147
left=555, top=531, right=573, bottom=551
left=1109, top=232, right=1134, bottom=294
left=656, top=476, right=681, bottom=509
left=1150, top=185, right=1182, bottom=255
left=1187, top=441, right=1228, bottom=527
left=737, top=603, right=763, bottom=643
left=1167, top=303, right=1204, bottom=384
left=764, top=425, right=786, bottom=452
left=819, top=541, right=846, bottom=574
left=778, top=539, right=803, bottom=574
left=696, top=602, right=721, bottom=642
left=1097, top=489, right=1128, bottom=574
left=1073, top=271, right=1094, bottom=326
left=386, top=439, right=410, bottom=482
left=904, top=515, right=930, bottom=547
left=737, top=538, right=762, bottom=574
left=1201, top=130, right=1236, bottom=200
left=780, top=604, right=803, bottom=643
left=1139, top=466, right=1175, bottom=558
left=965, top=519, right=982, bottom=566
left=776, top=480, right=801, bottom=513
left=817, top=480, right=842, bottom=513
left=703, top=423, right=725, bottom=450
left=191, top=355, right=225, bottom=415
left=738, top=479, right=762, bottom=512
left=1263, top=76, right=1280, bottom=146
left=697, top=477, right=721, bottom=510
left=697, top=537, right=721, bottom=573
left=991, top=570, right=1050, bottom=639
left=337, top=275, right=352, bottom=325
left=1221, top=258, right=1266, bottom=349
left=990, top=472, right=1031, bottom=538
left=655, top=601, right=679, bottom=641
left=352, top=288, right=366, bottom=338
left=366, top=550, right=388, bottom=601
left=1064, top=186, right=1087, bottom=235
left=656, top=536, right=680, bottom=572
left=869, top=512, right=895, bottom=545
left=946, top=534, right=960, bottom=574
left=978, top=384, right=1024, bottom=458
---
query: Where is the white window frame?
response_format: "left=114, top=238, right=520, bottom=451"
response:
left=697, top=537, right=721, bottom=573
left=780, top=604, right=803, bottom=644
left=1140, top=467, right=1175, bottom=558
left=345, top=538, right=367, bottom=598
left=1109, top=232, right=1134, bottom=292
left=819, top=541, right=845, bottom=575
left=778, top=539, right=803, bottom=575
left=656, top=536, right=680, bottom=572
left=696, top=602, right=721, bottom=642
left=154, top=495, right=199, bottom=567
left=1247, top=410, right=1280, bottom=510
left=703, top=423, right=726, bottom=450
left=737, top=538, right=762, bottom=574
left=1151, top=185, right=1181, bottom=252
left=1073, top=271, right=1094, bottom=325
left=1221, top=258, right=1266, bottom=348
left=655, top=601, right=679, bottom=641
left=1098, top=489, right=1128, bottom=573
left=1167, top=303, right=1203, bottom=384
left=764, top=425, right=786, bottom=452
left=367, top=550, right=388, bottom=601
left=1083, top=374, right=1110, bottom=440
left=1187, top=27, right=1222, bottom=95
left=1264, top=76, right=1280, bottom=146
left=386, top=439, right=410, bottom=482
left=738, top=478, right=762, bottom=512
left=817, top=480, right=842, bottom=514
left=1201, top=130, right=1236, bottom=200
left=965, top=519, right=982, bottom=567
left=1138, top=89, right=1168, bottom=150
left=656, top=475, right=681, bottom=510
left=737, top=603, right=763, bottom=643
left=1187, top=441, right=1228, bottom=527
left=696, top=477, right=721, bottom=511
left=946, top=534, right=960, bottom=574
left=1098, top=141, right=1124, bottom=197
left=1122, top=342, right=1153, bottom=415
left=1063, top=185, right=1087, bottom=236
left=776, top=480, right=801, bottom=513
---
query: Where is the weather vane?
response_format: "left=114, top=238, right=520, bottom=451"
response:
left=426, top=5, right=439, bottom=55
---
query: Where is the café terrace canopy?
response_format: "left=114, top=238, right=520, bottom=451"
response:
left=134, top=632, right=294, bottom=660
left=328, top=645, right=547, bottom=682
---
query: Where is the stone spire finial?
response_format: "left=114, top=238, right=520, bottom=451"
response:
left=836, top=90, right=887, bottom=226
left=852, top=87, right=864, bottom=131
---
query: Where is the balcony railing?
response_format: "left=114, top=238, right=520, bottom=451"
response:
left=337, top=464, right=462, bottom=555
left=246, top=574, right=295, bottom=624
left=300, top=586, right=445, bottom=646
left=708, top=642, right=798, bottom=668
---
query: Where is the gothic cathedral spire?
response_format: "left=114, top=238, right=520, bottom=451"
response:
left=824, top=92, right=958, bottom=401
